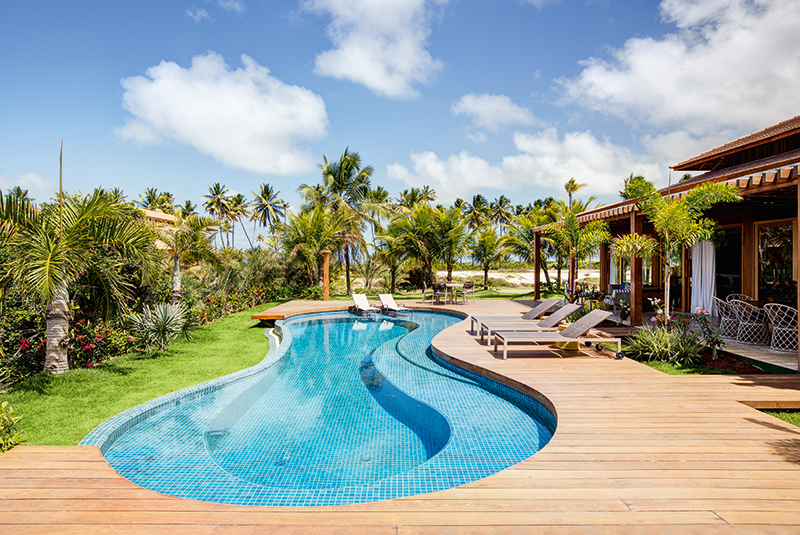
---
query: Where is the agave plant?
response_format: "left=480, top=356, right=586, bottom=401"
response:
left=128, top=303, right=193, bottom=354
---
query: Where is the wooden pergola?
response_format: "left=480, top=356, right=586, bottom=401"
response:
left=532, top=115, right=800, bottom=367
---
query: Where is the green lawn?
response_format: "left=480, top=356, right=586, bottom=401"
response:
left=2, top=302, right=276, bottom=446
left=765, top=410, right=800, bottom=428
left=640, top=360, right=738, bottom=375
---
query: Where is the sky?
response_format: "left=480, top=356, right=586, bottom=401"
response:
left=2, top=0, right=800, bottom=246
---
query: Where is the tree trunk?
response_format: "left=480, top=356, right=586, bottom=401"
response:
left=664, top=266, right=672, bottom=320
left=541, top=255, right=551, bottom=285
left=44, top=287, right=71, bottom=374
left=171, top=254, right=182, bottom=305
left=240, top=219, right=254, bottom=249
left=390, top=269, right=396, bottom=294
left=344, top=246, right=352, bottom=296
left=447, top=265, right=452, bottom=282
left=484, top=266, right=489, bottom=290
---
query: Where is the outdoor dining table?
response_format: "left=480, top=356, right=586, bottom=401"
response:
left=444, top=282, right=461, bottom=304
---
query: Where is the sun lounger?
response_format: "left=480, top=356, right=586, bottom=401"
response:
left=492, top=309, right=622, bottom=360
left=379, top=294, right=412, bottom=316
left=477, top=303, right=581, bottom=342
left=352, top=294, right=379, bottom=316
left=469, top=298, right=560, bottom=334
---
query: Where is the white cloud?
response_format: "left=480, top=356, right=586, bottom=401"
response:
left=116, top=52, right=329, bottom=176
left=0, top=171, right=57, bottom=201
left=521, top=0, right=559, bottom=8
left=302, top=0, right=445, bottom=99
left=467, top=132, right=487, bottom=144
left=186, top=8, right=212, bottom=22
left=451, top=93, right=537, bottom=132
left=217, top=0, right=244, bottom=13
left=560, top=0, right=800, bottom=137
left=387, top=128, right=663, bottom=202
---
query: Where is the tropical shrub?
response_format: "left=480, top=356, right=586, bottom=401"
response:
left=127, top=303, right=194, bottom=354
left=0, top=401, right=22, bottom=452
left=69, top=316, right=137, bottom=368
left=623, top=325, right=704, bottom=366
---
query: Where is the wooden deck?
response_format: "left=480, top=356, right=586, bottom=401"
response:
left=4, top=299, right=800, bottom=533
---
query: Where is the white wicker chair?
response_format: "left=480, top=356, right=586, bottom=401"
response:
left=730, top=299, right=770, bottom=345
left=726, top=293, right=756, bottom=303
left=712, top=296, right=739, bottom=340
left=763, top=303, right=798, bottom=352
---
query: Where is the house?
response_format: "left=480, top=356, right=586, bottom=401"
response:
left=531, top=115, right=800, bottom=365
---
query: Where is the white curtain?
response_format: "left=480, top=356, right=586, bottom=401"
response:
left=691, top=240, right=716, bottom=316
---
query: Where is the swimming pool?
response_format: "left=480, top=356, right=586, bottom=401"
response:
left=81, top=310, right=555, bottom=506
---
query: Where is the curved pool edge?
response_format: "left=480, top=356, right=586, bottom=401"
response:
left=79, top=323, right=295, bottom=454
left=429, top=315, right=559, bottom=428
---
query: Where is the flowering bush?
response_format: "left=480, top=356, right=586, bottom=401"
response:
left=69, top=316, right=136, bottom=368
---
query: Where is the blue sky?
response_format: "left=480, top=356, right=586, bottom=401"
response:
left=2, top=0, right=799, bottom=245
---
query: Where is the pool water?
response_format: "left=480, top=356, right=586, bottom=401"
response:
left=83, top=310, right=555, bottom=506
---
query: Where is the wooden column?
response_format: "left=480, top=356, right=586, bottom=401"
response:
left=630, top=211, right=644, bottom=325
left=742, top=212, right=754, bottom=298
left=322, top=250, right=330, bottom=301
left=599, top=242, right=609, bottom=295
left=682, top=245, right=692, bottom=312
left=534, top=232, right=541, bottom=300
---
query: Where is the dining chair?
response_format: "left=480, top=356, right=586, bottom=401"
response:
left=730, top=299, right=770, bottom=345
left=763, top=303, right=798, bottom=352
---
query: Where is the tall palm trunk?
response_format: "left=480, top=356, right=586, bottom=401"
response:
left=44, top=285, right=71, bottom=375
left=344, top=246, right=352, bottom=296
left=541, top=254, right=551, bottom=285
left=484, top=265, right=490, bottom=290
left=239, top=219, right=254, bottom=249
left=171, top=254, right=182, bottom=305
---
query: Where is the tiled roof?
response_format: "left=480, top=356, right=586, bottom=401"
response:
left=672, top=114, right=800, bottom=170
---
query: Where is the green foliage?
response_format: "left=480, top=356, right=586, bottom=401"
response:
left=127, top=304, right=193, bottom=354
left=0, top=401, right=22, bottom=452
left=613, top=177, right=742, bottom=318
left=623, top=325, right=704, bottom=365
left=4, top=303, right=275, bottom=445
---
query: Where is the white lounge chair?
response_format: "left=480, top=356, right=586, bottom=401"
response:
left=477, top=303, right=581, bottom=342
left=379, top=294, right=412, bottom=316
left=352, top=294, right=379, bottom=316
left=493, top=309, right=621, bottom=360
left=470, top=298, right=560, bottom=334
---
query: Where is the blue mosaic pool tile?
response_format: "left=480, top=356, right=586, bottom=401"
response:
left=81, top=310, right=555, bottom=506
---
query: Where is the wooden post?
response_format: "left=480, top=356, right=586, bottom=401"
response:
left=682, top=245, right=691, bottom=312
left=534, top=232, right=541, bottom=300
left=630, top=211, right=643, bottom=326
left=742, top=212, right=754, bottom=298
left=322, top=250, right=330, bottom=301
left=599, top=242, right=609, bottom=296
left=797, top=181, right=799, bottom=369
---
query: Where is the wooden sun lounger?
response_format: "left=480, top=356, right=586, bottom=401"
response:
left=477, top=303, right=581, bottom=342
left=469, top=298, right=560, bottom=334
left=492, top=310, right=622, bottom=360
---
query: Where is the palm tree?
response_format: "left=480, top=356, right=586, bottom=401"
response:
left=546, top=210, right=611, bottom=302
left=469, top=226, right=506, bottom=290
left=385, top=203, right=438, bottom=287
left=464, top=194, right=490, bottom=230
left=156, top=212, right=220, bottom=304
left=279, top=205, right=348, bottom=285
left=505, top=210, right=553, bottom=285
left=137, top=188, right=175, bottom=213
left=612, top=177, right=741, bottom=318
left=564, top=177, right=588, bottom=210
left=0, top=189, right=155, bottom=374
left=180, top=200, right=197, bottom=217
left=202, top=183, right=229, bottom=248
left=251, top=184, right=285, bottom=247
left=490, top=195, right=513, bottom=235
left=227, top=193, right=253, bottom=249
left=302, top=148, right=379, bottom=296
left=375, top=227, right=409, bottom=294
left=398, top=186, right=437, bottom=210
left=434, top=205, right=470, bottom=282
